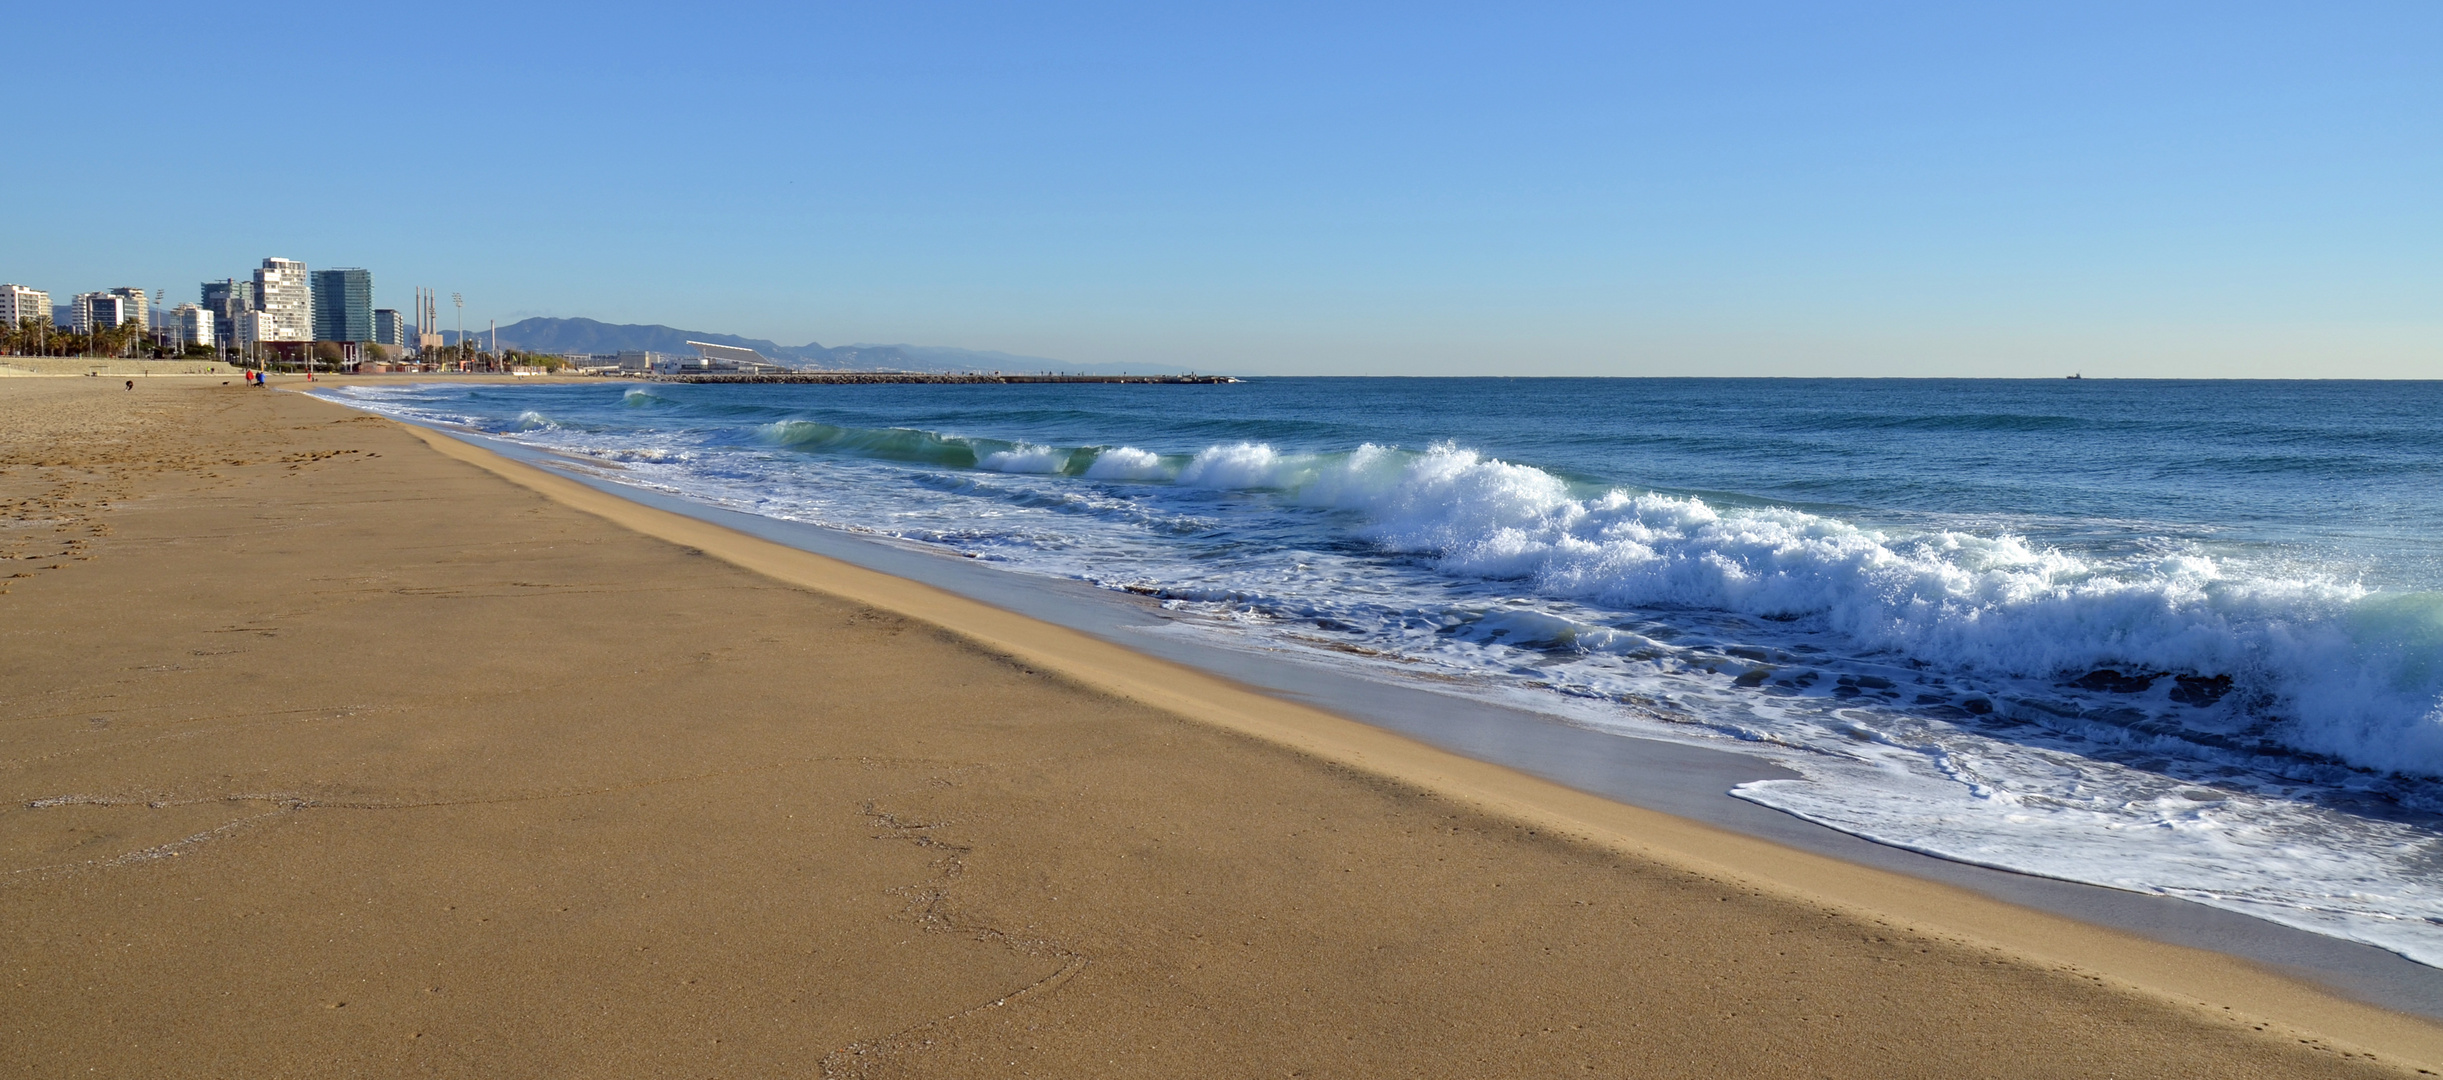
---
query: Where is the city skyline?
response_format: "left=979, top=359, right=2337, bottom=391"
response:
left=6, top=2, right=2438, bottom=378
left=3, top=255, right=423, bottom=363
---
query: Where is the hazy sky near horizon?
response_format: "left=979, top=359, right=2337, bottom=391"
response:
left=9, top=2, right=2437, bottom=376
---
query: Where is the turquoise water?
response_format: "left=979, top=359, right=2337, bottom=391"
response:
left=328, top=377, right=2443, bottom=964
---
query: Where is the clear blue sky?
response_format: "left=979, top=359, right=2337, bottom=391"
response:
left=10, top=2, right=2437, bottom=376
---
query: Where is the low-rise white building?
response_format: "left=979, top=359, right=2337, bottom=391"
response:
left=608, top=350, right=673, bottom=372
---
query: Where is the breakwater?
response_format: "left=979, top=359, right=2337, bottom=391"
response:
left=650, top=372, right=1238, bottom=385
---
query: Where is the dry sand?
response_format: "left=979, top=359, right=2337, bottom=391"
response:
left=1, top=377, right=2435, bottom=1077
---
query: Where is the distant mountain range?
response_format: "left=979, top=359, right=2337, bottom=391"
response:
left=441, top=316, right=1199, bottom=375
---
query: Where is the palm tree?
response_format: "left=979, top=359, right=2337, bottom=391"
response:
left=0, top=316, right=46, bottom=357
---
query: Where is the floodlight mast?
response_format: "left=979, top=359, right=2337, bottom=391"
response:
left=452, top=293, right=464, bottom=370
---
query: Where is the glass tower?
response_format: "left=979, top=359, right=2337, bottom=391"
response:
left=310, top=268, right=373, bottom=343
left=373, top=309, right=406, bottom=347
left=201, top=279, right=253, bottom=317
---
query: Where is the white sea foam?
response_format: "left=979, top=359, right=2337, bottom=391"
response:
left=1083, top=446, right=1171, bottom=481
left=981, top=444, right=1072, bottom=474
left=1178, top=443, right=1318, bottom=488
left=1726, top=724, right=2443, bottom=966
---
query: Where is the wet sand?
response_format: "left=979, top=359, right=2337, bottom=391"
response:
left=2, top=377, right=2435, bottom=1077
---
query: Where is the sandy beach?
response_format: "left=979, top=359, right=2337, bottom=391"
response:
left=2, top=377, right=2436, bottom=1078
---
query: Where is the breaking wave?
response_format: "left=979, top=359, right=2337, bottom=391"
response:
left=1168, top=440, right=2443, bottom=779
left=734, top=417, right=2443, bottom=777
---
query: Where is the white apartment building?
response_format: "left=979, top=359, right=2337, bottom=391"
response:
left=107, top=286, right=150, bottom=332
left=0, top=285, right=49, bottom=327
left=252, top=258, right=311, bottom=342
left=172, top=304, right=214, bottom=349
left=72, top=292, right=132, bottom=334
left=232, top=309, right=269, bottom=350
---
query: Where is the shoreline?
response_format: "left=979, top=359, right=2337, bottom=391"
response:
left=5, top=377, right=2435, bottom=1075
left=372, top=392, right=2443, bottom=1054
left=364, top=385, right=2443, bottom=1019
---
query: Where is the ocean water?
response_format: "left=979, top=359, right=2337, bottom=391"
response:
left=326, top=377, right=2443, bottom=965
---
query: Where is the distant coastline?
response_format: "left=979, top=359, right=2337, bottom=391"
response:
left=457, top=315, right=1212, bottom=376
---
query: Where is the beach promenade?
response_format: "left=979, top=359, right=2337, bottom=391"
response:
left=2, top=377, right=2434, bottom=1077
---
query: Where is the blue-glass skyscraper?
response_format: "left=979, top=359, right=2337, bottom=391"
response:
left=310, top=268, right=373, bottom=343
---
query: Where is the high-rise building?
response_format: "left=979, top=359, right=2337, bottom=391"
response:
left=311, top=268, right=372, bottom=343
left=171, top=304, right=214, bottom=349
left=0, top=285, right=49, bottom=328
left=106, top=286, right=150, bottom=332
left=72, top=293, right=131, bottom=334
left=252, top=258, right=311, bottom=343
left=201, top=279, right=253, bottom=325
left=373, top=308, right=405, bottom=347
left=201, top=280, right=254, bottom=358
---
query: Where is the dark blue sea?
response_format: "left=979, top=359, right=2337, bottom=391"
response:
left=327, top=377, right=2443, bottom=965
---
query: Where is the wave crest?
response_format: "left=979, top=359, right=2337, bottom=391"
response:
left=981, top=444, right=1073, bottom=474
left=1186, top=441, right=2443, bottom=777
left=1082, top=446, right=1172, bottom=480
